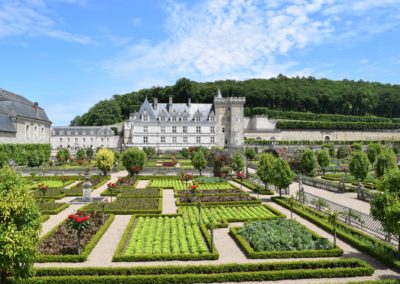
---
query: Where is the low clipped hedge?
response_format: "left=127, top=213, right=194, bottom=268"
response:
left=272, top=197, right=400, bottom=270
left=36, top=215, right=115, bottom=262
left=176, top=199, right=261, bottom=207
left=113, top=215, right=218, bottom=262
left=233, top=178, right=274, bottom=195
left=11, top=258, right=373, bottom=283
left=38, top=201, right=69, bottom=215
left=276, top=120, right=400, bottom=130
left=81, top=198, right=162, bottom=215
left=230, top=221, right=343, bottom=259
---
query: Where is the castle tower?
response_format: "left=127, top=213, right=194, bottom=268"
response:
left=213, top=89, right=246, bottom=148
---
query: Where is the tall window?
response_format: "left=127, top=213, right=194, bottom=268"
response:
left=59, top=138, right=62, bottom=142
left=172, top=126, right=177, bottom=133
left=160, top=116, right=165, bottom=121
left=195, top=116, right=201, bottom=122
left=196, top=126, right=201, bottom=133
left=161, top=136, right=165, bottom=143
left=209, top=116, right=214, bottom=122
left=210, top=126, right=215, bottom=133
left=211, top=136, right=215, bottom=144
left=75, top=138, right=79, bottom=143
left=196, top=136, right=201, bottom=144
left=91, top=138, right=94, bottom=142
left=59, top=130, right=64, bottom=135
left=173, top=136, right=177, bottom=143
left=25, top=125, right=30, bottom=138
left=143, top=126, right=148, bottom=133
left=67, top=131, right=71, bottom=135
left=222, top=127, right=225, bottom=133
left=172, top=116, right=177, bottom=122
left=90, top=131, right=94, bottom=135
left=143, top=136, right=148, bottom=144
left=82, top=131, right=86, bottom=135
left=183, top=126, right=187, bottom=133
left=143, top=115, right=148, bottom=122
left=161, top=126, right=165, bottom=133
left=183, top=136, right=188, bottom=143
left=183, top=117, right=187, bottom=122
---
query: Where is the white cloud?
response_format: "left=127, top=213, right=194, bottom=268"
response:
left=0, top=0, right=94, bottom=44
left=132, top=17, right=141, bottom=27
left=103, top=0, right=400, bottom=84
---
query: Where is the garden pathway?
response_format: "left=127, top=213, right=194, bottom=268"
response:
left=290, top=181, right=370, bottom=215
left=35, top=179, right=399, bottom=282
left=162, top=189, right=177, bottom=214
left=135, top=179, right=149, bottom=188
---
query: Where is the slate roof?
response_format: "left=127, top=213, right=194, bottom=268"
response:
left=51, top=126, right=114, bottom=136
left=136, top=98, right=214, bottom=122
left=0, top=88, right=51, bottom=123
left=0, top=114, right=16, bottom=133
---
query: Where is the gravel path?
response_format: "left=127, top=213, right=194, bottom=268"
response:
left=162, top=189, right=177, bottom=214
left=135, top=179, right=149, bottom=189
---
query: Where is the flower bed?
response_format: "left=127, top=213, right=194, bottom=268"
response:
left=113, top=215, right=218, bottom=261
left=116, top=176, right=138, bottom=187
left=38, top=200, right=69, bottom=214
left=180, top=204, right=284, bottom=227
left=37, top=213, right=115, bottom=262
left=230, top=219, right=343, bottom=258
left=272, top=196, right=400, bottom=270
left=15, top=258, right=373, bottom=283
left=162, top=161, right=177, bottom=167
left=82, top=198, right=161, bottom=214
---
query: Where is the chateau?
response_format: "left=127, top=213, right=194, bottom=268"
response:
left=0, top=89, right=51, bottom=144
left=122, top=90, right=245, bottom=150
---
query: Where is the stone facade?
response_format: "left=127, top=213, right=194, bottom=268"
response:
left=51, top=126, right=119, bottom=150
left=123, top=90, right=246, bottom=151
left=0, top=89, right=51, bottom=144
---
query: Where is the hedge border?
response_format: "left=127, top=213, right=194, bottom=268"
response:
left=36, top=214, right=115, bottom=263
left=272, top=197, right=400, bottom=270
left=230, top=221, right=343, bottom=258
left=39, top=202, right=69, bottom=215
left=80, top=198, right=162, bottom=215
left=12, top=258, right=374, bottom=283
left=112, top=215, right=219, bottom=262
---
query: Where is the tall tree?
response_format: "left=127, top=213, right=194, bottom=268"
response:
left=367, top=143, right=383, bottom=164
left=0, top=166, right=41, bottom=282
left=370, top=169, right=400, bottom=255
left=232, top=152, right=245, bottom=173
left=375, top=148, right=397, bottom=178
left=192, top=151, right=207, bottom=176
left=317, top=149, right=330, bottom=175
left=257, top=153, right=275, bottom=191
left=121, top=148, right=147, bottom=176
left=349, top=151, right=370, bottom=181
left=270, top=158, right=294, bottom=197
left=299, top=149, right=318, bottom=177
left=95, top=148, right=115, bottom=176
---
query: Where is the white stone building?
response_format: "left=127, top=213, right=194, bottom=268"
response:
left=123, top=90, right=246, bottom=151
left=50, top=126, right=119, bottom=150
left=0, top=88, right=51, bottom=144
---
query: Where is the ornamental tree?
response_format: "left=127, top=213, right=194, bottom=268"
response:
left=317, top=149, right=330, bottom=175
left=232, top=152, right=245, bottom=173
left=56, top=148, right=70, bottom=164
left=96, top=148, right=115, bottom=176
left=192, top=151, right=207, bottom=176
left=0, top=166, right=41, bottom=283
left=336, top=145, right=351, bottom=159
left=270, top=158, right=294, bottom=197
left=370, top=169, right=400, bottom=255
left=375, top=148, right=397, bottom=178
left=321, top=144, right=335, bottom=157
left=67, top=211, right=91, bottom=255
left=86, top=147, right=94, bottom=162
left=121, top=147, right=146, bottom=176
left=107, top=182, right=117, bottom=202
left=27, top=149, right=45, bottom=168
left=327, top=211, right=340, bottom=247
left=299, top=149, right=317, bottom=177
left=367, top=143, right=383, bottom=164
left=76, top=148, right=86, bottom=161
left=245, top=147, right=256, bottom=161
left=143, top=147, right=156, bottom=159
left=349, top=151, right=370, bottom=181
left=257, top=153, right=275, bottom=191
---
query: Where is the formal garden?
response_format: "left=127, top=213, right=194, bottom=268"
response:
left=1, top=144, right=400, bottom=283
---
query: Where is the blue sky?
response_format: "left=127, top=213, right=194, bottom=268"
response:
left=0, top=0, right=400, bottom=125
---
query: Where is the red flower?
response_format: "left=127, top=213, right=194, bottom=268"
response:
left=191, top=185, right=198, bottom=190
left=236, top=171, right=246, bottom=178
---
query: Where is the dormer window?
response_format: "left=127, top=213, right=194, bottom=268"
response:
left=195, top=116, right=201, bottom=122
left=172, top=116, right=177, bottom=122
left=183, top=117, right=187, bottom=122
left=160, top=116, right=165, bottom=122
left=209, top=116, right=214, bottom=122
left=143, top=114, right=148, bottom=122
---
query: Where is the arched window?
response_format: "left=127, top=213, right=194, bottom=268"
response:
left=324, top=136, right=331, bottom=141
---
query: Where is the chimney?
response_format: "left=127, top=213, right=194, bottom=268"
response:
left=168, top=96, right=173, bottom=112
left=33, top=102, right=39, bottom=116
left=153, top=97, right=158, bottom=110
left=187, top=97, right=191, bottom=107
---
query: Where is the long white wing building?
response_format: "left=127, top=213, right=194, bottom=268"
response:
left=123, top=90, right=245, bottom=151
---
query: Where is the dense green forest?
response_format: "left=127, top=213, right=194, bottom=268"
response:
left=70, top=76, right=400, bottom=126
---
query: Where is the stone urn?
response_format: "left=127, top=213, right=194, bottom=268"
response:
left=82, top=176, right=92, bottom=202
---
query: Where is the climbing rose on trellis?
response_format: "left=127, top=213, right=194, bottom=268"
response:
left=67, top=211, right=91, bottom=255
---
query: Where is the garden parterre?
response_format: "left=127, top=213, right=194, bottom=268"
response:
left=149, top=179, right=234, bottom=190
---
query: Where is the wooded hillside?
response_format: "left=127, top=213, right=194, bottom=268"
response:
left=70, top=76, right=400, bottom=126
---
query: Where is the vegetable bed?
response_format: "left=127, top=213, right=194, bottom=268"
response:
left=231, top=219, right=343, bottom=258
left=149, top=179, right=234, bottom=190
left=178, top=194, right=260, bottom=204
left=114, top=215, right=217, bottom=261
left=180, top=205, right=283, bottom=227
left=102, top=188, right=161, bottom=198
left=83, top=198, right=161, bottom=214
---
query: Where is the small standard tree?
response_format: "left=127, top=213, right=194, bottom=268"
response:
left=270, top=158, right=294, bottom=197
left=121, top=148, right=147, bottom=176
left=143, top=147, right=156, bottom=159
left=337, top=146, right=350, bottom=159
left=86, top=147, right=94, bottom=162
left=56, top=148, right=70, bottom=164
left=317, top=149, right=330, bottom=175
left=180, top=148, right=190, bottom=159
left=232, top=152, right=245, bottom=173
left=244, top=147, right=256, bottom=174
left=349, top=151, right=370, bottom=182
left=299, top=149, right=317, bottom=177
left=367, top=143, right=383, bottom=164
left=76, top=148, right=86, bottom=162
left=0, top=166, right=41, bottom=282
left=370, top=169, right=400, bottom=255
left=256, top=153, right=275, bottom=192
left=192, top=151, right=207, bottom=176
left=328, top=211, right=340, bottom=247
left=95, top=148, right=115, bottom=176
left=375, top=148, right=397, bottom=178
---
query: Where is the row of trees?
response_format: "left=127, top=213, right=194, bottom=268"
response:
left=70, top=76, right=400, bottom=126
left=0, top=144, right=51, bottom=168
